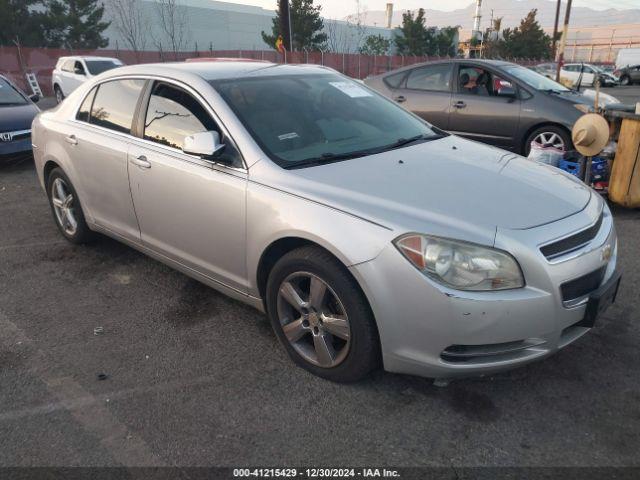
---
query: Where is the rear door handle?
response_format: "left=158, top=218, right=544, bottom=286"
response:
left=453, top=101, right=466, bottom=109
left=394, top=95, right=406, bottom=103
left=65, top=134, right=78, bottom=145
left=131, top=155, right=151, bottom=169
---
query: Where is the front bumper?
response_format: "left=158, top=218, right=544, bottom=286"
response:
left=350, top=195, right=618, bottom=379
left=0, top=134, right=32, bottom=159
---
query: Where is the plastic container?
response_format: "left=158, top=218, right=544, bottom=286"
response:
left=558, top=159, right=583, bottom=177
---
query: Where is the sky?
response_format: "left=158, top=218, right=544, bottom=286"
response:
left=225, top=0, right=640, bottom=19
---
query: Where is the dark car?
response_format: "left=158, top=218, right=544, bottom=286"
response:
left=0, top=74, right=40, bottom=163
left=364, top=59, right=620, bottom=155
left=614, top=64, right=640, bottom=86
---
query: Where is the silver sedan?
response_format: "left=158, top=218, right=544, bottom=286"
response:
left=31, top=61, right=620, bottom=382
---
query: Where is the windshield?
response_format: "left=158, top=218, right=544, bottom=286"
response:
left=0, top=78, right=27, bottom=105
left=211, top=73, right=443, bottom=168
left=85, top=60, right=121, bottom=75
left=503, top=65, right=570, bottom=92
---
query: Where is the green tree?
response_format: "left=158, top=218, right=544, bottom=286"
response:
left=501, top=9, right=552, bottom=59
left=44, top=0, right=110, bottom=49
left=394, top=8, right=429, bottom=56
left=0, top=0, right=47, bottom=46
left=429, top=26, right=459, bottom=56
left=261, top=0, right=327, bottom=51
left=359, top=34, right=391, bottom=55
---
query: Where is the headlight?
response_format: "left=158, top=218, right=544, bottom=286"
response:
left=394, top=234, right=524, bottom=291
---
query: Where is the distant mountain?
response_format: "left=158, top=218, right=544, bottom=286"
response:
left=357, top=0, right=640, bottom=31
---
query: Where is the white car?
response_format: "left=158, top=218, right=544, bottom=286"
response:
left=560, top=63, right=618, bottom=88
left=51, top=56, right=123, bottom=103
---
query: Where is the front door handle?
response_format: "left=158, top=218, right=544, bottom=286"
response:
left=453, top=101, right=466, bottom=109
left=394, top=95, right=406, bottom=103
left=131, top=155, right=151, bottom=169
left=65, top=134, right=78, bottom=145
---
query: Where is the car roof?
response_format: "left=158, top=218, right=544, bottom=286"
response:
left=98, top=61, right=335, bottom=82
left=379, top=58, right=519, bottom=77
left=58, top=56, right=121, bottom=62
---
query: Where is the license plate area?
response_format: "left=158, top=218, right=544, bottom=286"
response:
left=577, top=271, right=621, bottom=328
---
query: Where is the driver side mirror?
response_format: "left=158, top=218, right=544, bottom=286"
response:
left=29, top=94, right=40, bottom=103
left=497, top=86, right=517, bottom=98
left=183, top=131, right=226, bottom=159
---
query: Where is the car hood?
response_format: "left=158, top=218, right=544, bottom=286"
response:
left=279, top=136, right=591, bottom=232
left=553, top=89, right=619, bottom=107
left=0, top=103, right=38, bottom=131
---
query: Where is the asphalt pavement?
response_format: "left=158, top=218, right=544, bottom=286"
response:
left=0, top=88, right=639, bottom=471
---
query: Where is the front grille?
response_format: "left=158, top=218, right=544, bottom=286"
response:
left=560, top=266, right=606, bottom=302
left=0, top=129, right=31, bottom=143
left=540, top=212, right=603, bottom=260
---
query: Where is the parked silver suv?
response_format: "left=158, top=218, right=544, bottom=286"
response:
left=32, top=62, right=620, bottom=382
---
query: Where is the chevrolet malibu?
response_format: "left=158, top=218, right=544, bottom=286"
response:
left=32, top=62, right=620, bottom=382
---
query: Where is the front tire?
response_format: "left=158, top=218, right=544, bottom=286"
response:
left=620, top=75, right=631, bottom=86
left=523, top=125, right=572, bottom=157
left=54, top=85, right=64, bottom=103
left=47, top=168, right=94, bottom=244
left=266, top=246, right=380, bottom=382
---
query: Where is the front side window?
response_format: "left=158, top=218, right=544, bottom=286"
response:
left=144, top=82, right=217, bottom=150
left=74, top=61, right=86, bottom=75
left=383, top=71, right=407, bottom=89
left=90, top=79, right=145, bottom=133
left=406, top=64, right=451, bottom=92
left=0, top=77, right=27, bottom=105
left=212, top=73, right=443, bottom=169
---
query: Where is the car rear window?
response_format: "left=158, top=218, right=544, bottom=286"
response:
left=90, top=79, right=145, bottom=133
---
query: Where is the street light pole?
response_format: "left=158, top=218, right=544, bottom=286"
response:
left=555, top=0, right=572, bottom=83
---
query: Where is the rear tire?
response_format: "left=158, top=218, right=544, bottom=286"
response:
left=523, top=125, right=572, bottom=157
left=46, top=168, right=94, bottom=244
left=266, top=246, right=380, bottom=382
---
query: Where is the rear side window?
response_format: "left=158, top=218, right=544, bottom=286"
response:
left=143, top=82, right=217, bottom=150
left=406, top=64, right=452, bottom=92
left=383, top=71, right=407, bottom=89
left=76, top=87, right=97, bottom=122
left=90, top=79, right=145, bottom=133
left=62, top=60, right=75, bottom=72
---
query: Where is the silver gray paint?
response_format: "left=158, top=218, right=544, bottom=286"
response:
left=32, top=62, right=618, bottom=379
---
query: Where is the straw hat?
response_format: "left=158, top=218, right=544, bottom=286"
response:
left=572, top=113, right=609, bottom=157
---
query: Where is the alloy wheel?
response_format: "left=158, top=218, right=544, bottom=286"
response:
left=55, top=88, right=63, bottom=103
left=276, top=272, right=351, bottom=368
left=532, top=131, right=566, bottom=150
left=51, top=177, right=78, bottom=236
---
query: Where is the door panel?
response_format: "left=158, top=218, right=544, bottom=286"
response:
left=70, top=125, right=140, bottom=239
left=127, top=144, right=248, bottom=291
left=449, top=65, right=521, bottom=150
left=394, top=63, right=453, bottom=130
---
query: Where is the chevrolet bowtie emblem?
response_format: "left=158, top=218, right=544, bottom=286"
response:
left=0, top=132, right=14, bottom=142
left=601, top=244, right=612, bottom=262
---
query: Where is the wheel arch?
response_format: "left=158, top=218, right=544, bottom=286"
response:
left=521, top=122, right=572, bottom=155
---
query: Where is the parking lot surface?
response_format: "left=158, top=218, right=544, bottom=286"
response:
left=1, top=88, right=640, bottom=469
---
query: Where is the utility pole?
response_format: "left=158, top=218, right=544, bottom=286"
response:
left=279, top=0, right=292, bottom=51
left=551, top=0, right=562, bottom=60
left=555, top=0, right=572, bottom=82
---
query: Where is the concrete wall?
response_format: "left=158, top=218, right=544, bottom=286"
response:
left=102, top=0, right=393, bottom=53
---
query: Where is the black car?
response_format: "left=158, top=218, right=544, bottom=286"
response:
left=0, top=74, right=40, bottom=163
left=364, top=59, right=620, bottom=155
left=614, top=64, right=640, bottom=86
